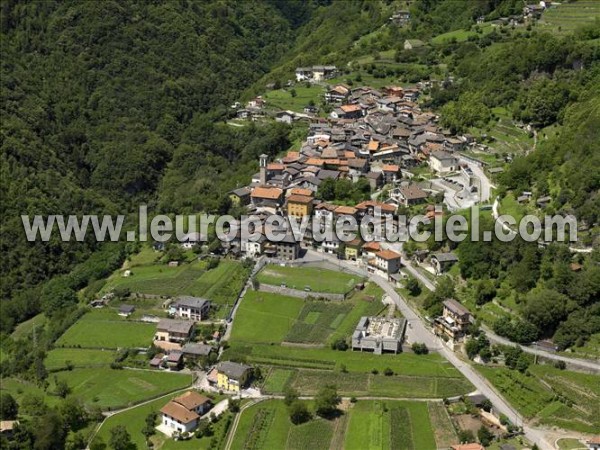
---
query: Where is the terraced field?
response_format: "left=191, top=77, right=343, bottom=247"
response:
left=541, top=1, right=600, bottom=34
left=477, top=364, right=600, bottom=433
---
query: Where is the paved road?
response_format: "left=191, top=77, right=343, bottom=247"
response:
left=482, top=324, right=600, bottom=370
left=301, top=249, right=555, bottom=450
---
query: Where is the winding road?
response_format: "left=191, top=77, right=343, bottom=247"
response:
left=298, top=249, right=560, bottom=450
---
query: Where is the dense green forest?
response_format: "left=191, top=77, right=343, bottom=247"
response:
left=0, top=0, right=314, bottom=306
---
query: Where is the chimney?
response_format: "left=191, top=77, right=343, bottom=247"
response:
left=259, top=154, right=268, bottom=185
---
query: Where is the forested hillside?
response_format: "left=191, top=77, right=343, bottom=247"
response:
left=0, top=0, right=313, bottom=305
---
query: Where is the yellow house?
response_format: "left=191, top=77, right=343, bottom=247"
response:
left=286, top=194, right=313, bottom=217
left=345, top=238, right=363, bottom=261
left=215, top=361, right=251, bottom=392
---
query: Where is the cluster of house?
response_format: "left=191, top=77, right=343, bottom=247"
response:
left=222, top=84, right=474, bottom=275
left=150, top=296, right=214, bottom=370
left=157, top=360, right=253, bottom=437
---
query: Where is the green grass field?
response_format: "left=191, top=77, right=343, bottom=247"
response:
left=230, top=291, right=304, bottom=344
left=51, top=367, right=192, bottom=409
left=257, top=264, right=361, bottom=294
left=56, top=309, right=156, bottom=349
left=477, top=364, right=600, bottom=433
left=431, top=23, right=494, bottom=44
left=230, top=399, right=438, bottom=450
left=45, top=348, right=116, bottom=370
left=103, top=258, right=248, bottom=313
left=227, top=342, right=472, bottom=398
left=11, top=313, right=46, bottom=340
left=93, top=390, right=228, bottom=450
left=541, top=1, right=600, bottom=34
left=0, top=377, right=60, bottom=409
left=263, top=86, right=324, bottom=113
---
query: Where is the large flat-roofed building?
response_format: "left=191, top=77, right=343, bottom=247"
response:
left=351, top=316, right=407, bottom=354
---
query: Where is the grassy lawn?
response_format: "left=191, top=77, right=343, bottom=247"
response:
left=556, top=438, right=585, bottom=450
left=257, top=264, right=362, bottom=294
left=190, top=260, right=250, bottom=307
left=226, top=343, right=472, bottom=398
left=0, top=377, right=60, bottom=409
left=93, top=390, right=228, bottom=450
left=499, top=193, right=529, bottom=223
left=52, top=367, right=192, bottom=409
left=56, top=309, right=156, bottom=349
left=263, top=86, right=324, bottom=113
left=11, top=313, right=46, bottom=340
left=227, top=343, right=465, bottom=378
left=262, top=368, right=295, bottom=394
left=230, top=291, right=304, bottom=344
left=431, top=23, right=494, bottom=44
left=477, top=364, right=600, bottom=433
left=45, top=348, right=116, bottom=370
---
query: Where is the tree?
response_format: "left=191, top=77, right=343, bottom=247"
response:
left=477, top=426, right=494, bottom=446
left=315, top=384, right=341, bottom=418
left=288, top=400, right=310, bottom=425
left=412, top=342, right=429, bottom=355
left=229, top=398, right=241, bottom=413
left=60, top=397, right=88, bottom=431
left=108, top=425, right=134, bottom=450
left=34, top=410, right=66, bottom=450
left=331, top=337, right=348, bottom=351
left=283, top=386, right=299, bottom=406
left=457, top=429, right=475, bottom=443
left=55, top=379, right=71, bottom=398
left=406, top=277, right=421, bottom=296
left=142, top=412, right=157, bottom=440
left=0, top=393, right=18, bottom=420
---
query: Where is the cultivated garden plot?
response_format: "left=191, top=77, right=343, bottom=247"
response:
left=230, top=400, right=439, bottom=450
left=477, top=364, right=600, bottom=434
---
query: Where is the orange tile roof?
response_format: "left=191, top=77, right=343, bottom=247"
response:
left=287, top=194, right=313, bottom=204
left=451, top=445, right=485, bottom=450
left=340, top=104, right=362, bottom=113
left=289, top=188, right=312, bottom=197
left=376, top=249, right=402, bottom=260
left=367, top=140, right=379, bottom=151
left=267, top=163, right=285, bottom=171
left=344, top=151, right=356, bottom=159
left=382, top=164, right=400, bottom=172
left=305, top=158, right=325, bottom=166
left=160, top=401, right=200, bottom=424
left=251, top=187, right=283, bottom=200
left=173, top=391, right=211, bottom=410
left=363, top=241, right=381, bottom=252
left=324, top=158, right=342, bottom=166
left=334, top=205, right=357, bottom=215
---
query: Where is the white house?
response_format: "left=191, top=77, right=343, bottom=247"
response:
left=368, top=249, right=402, bottom=277
left=429, top=151, right=458, bottom=174
left=171, top=297, right=210, bottom=322
left=180, top=232, right=204, bottom=249
left=160, top=391, right=211, bottom=436
left=243, top=234, right=266, bottom=258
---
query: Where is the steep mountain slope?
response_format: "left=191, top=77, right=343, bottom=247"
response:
left=0, top=0, right=308, bottom=301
